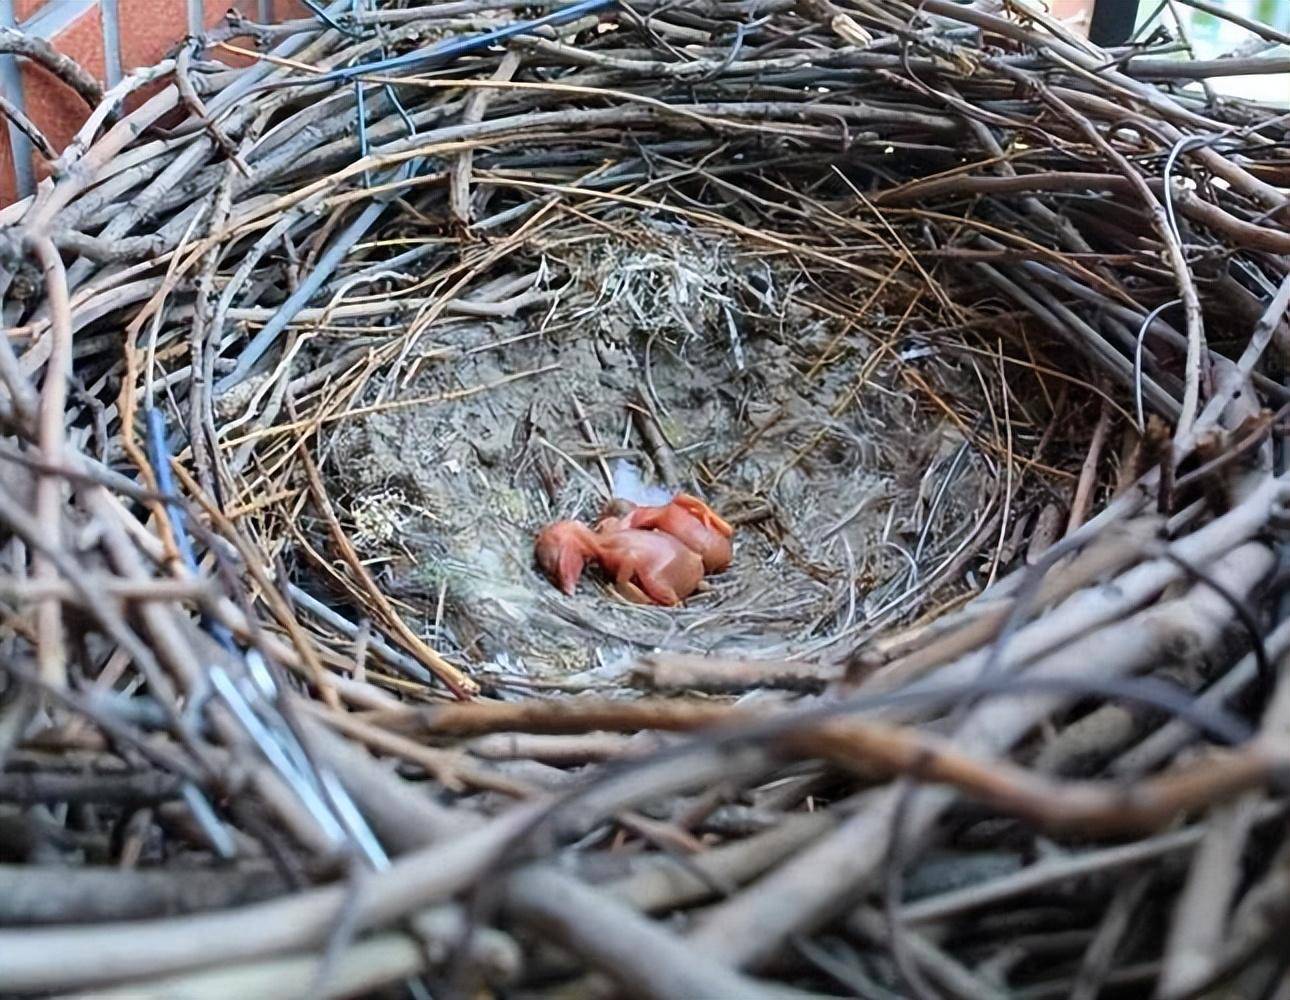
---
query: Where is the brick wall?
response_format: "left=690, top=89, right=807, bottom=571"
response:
left=0, top=0, right=313, bottom=206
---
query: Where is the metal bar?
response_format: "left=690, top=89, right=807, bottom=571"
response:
left=19, top=0, right=96, bottom=36
left=1089, top=0, right=1141, bottom=46
left=99, top=0, right=122, bottom=86
left=214, top=159, right=420, bottom=393
left=0, top=0, right=35, bottom=200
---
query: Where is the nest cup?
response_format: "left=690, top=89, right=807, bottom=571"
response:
left=286, top=200, right=1075, bottom=682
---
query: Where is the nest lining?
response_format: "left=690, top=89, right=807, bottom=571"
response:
left=313, top=212, right=1044, bottom=681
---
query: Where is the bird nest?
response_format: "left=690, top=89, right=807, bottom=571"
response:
left=321, top=212, right=1020, bottom=682
left=2, top=2, right=1290, bottom=998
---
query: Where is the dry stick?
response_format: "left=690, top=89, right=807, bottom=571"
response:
left=115, top=209, right=208, bottom=564
left=857, top=475, right=1270, bottom=711
left=605, top=811, right=838, bottom=913
left=1122, top=54, right=1290, bottom=81
left=1158, top=795, right=1266, bottom=996
left=26, top=238, right=71, bottom=688
left=503, top=866, right=810, bottom=1000
left=633, top=651, right=843, bottom=693
left=368, top=689, right=1290, bottom=837
left=52, top=58, right=180, bottom=189
left=863, top=522, right=1155, bottom=680
left=18, top=85, right=181, bottom=278
left=1173, top=0, right=1290, bottom=45
left=1054, top=85, right=1284, bottom=214
left=10, top=9, right=1290, bottom=990
left=689, top=541, right=1274, bottom=969
left=0, top=719, right=779, bottom=995
left=1112, top=616, right=1290, bottom=778
left=1066, top=398, right=1112, bottom=535
left=792, top=722, right=1284, bottom=839
left=451, top=49, right=522, bottom=224
left=0, top=576, right=215, bottom=604
left=0, top=93, right=55, bottom=162
left=630, top=389, right=682, bottom=488
left=572, top=393, right=614, bottom=495
left=0, top=26, right=105, bottom=113
left=80, top=488, right=340, bottom=857
left=0, top=863, right=285, bottom=925
left=175, top=43, right=250, bottom=178
left=167, top=460, right=342, bottom=711
left=295, top=712, right=479, bottom=848
left=49, top=230, right=168, bottom=262
left=1028, top=85, right=1206, bottom=433
left=466, top=732, right=641, bottom=765
left=1158, top=619, right=1290, bottom=994
left=0, top=479, right=192, bottom=735
left=1209, top=838, right=1290, bottom=997
left=1074, top=872, right=1157, bottom=1000
left=0, top=768, right=186, bottom=804
left=0, top=800, right=546, bottom=993
left=302, top=701, right=532, bottom=797
left=850, top=904, right=1010, bottom=1000
left=67, top=930, right=515, bottom=1000
left=898, top=804, right=1274, bottom=927
left=924, top=0, right=1287, bottom=206
left=876, top=172, right=1290, bottom=255
left=918, top=0, right=1215, bottom=129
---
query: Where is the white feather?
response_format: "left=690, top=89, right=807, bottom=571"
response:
left=611, top=458, right=673, bottom=507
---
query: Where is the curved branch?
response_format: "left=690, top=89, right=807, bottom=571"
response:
left=0, top=26, right=105, bottom=112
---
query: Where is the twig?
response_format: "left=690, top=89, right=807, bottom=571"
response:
left=0, top=26, right=106, bottom=113
left=0, top=93, right=55, bottom=162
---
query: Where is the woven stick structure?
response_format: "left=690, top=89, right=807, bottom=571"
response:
left=1, top=1, right=1290, bottom=996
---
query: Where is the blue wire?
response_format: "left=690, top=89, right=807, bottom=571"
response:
left=214, top=158, right=421, bottom=394
left=144, top=406, right=237, bottom=651
left=145, top=407, right=200, bottom=576
left=262, top=0, right=617, bottom=91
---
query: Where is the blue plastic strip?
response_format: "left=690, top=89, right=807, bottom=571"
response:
left=266, top=0, right=616, bottom=90
left=145, top=407, right=200, bottom=574
left=214, top=157, right=420, bottom=393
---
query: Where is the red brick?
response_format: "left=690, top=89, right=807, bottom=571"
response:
left=2, top=0, right=284, bottom=200
left=0, top=124, right=17, bottom=207
left=14, top=0, right=50, bottom=25
left=19, top=4, right=106, bottom=181
left=272, top=0, right=313, bottom=21
left=118, top=0, right=188, bottom=72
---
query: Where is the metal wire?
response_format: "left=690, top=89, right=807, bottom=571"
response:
left=256, top=0, right=618, bottom=92
left=1135, top=298, right=1182, bottom=432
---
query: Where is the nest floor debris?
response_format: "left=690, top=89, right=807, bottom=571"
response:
left=322, top=216, right=1031, bottom=682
